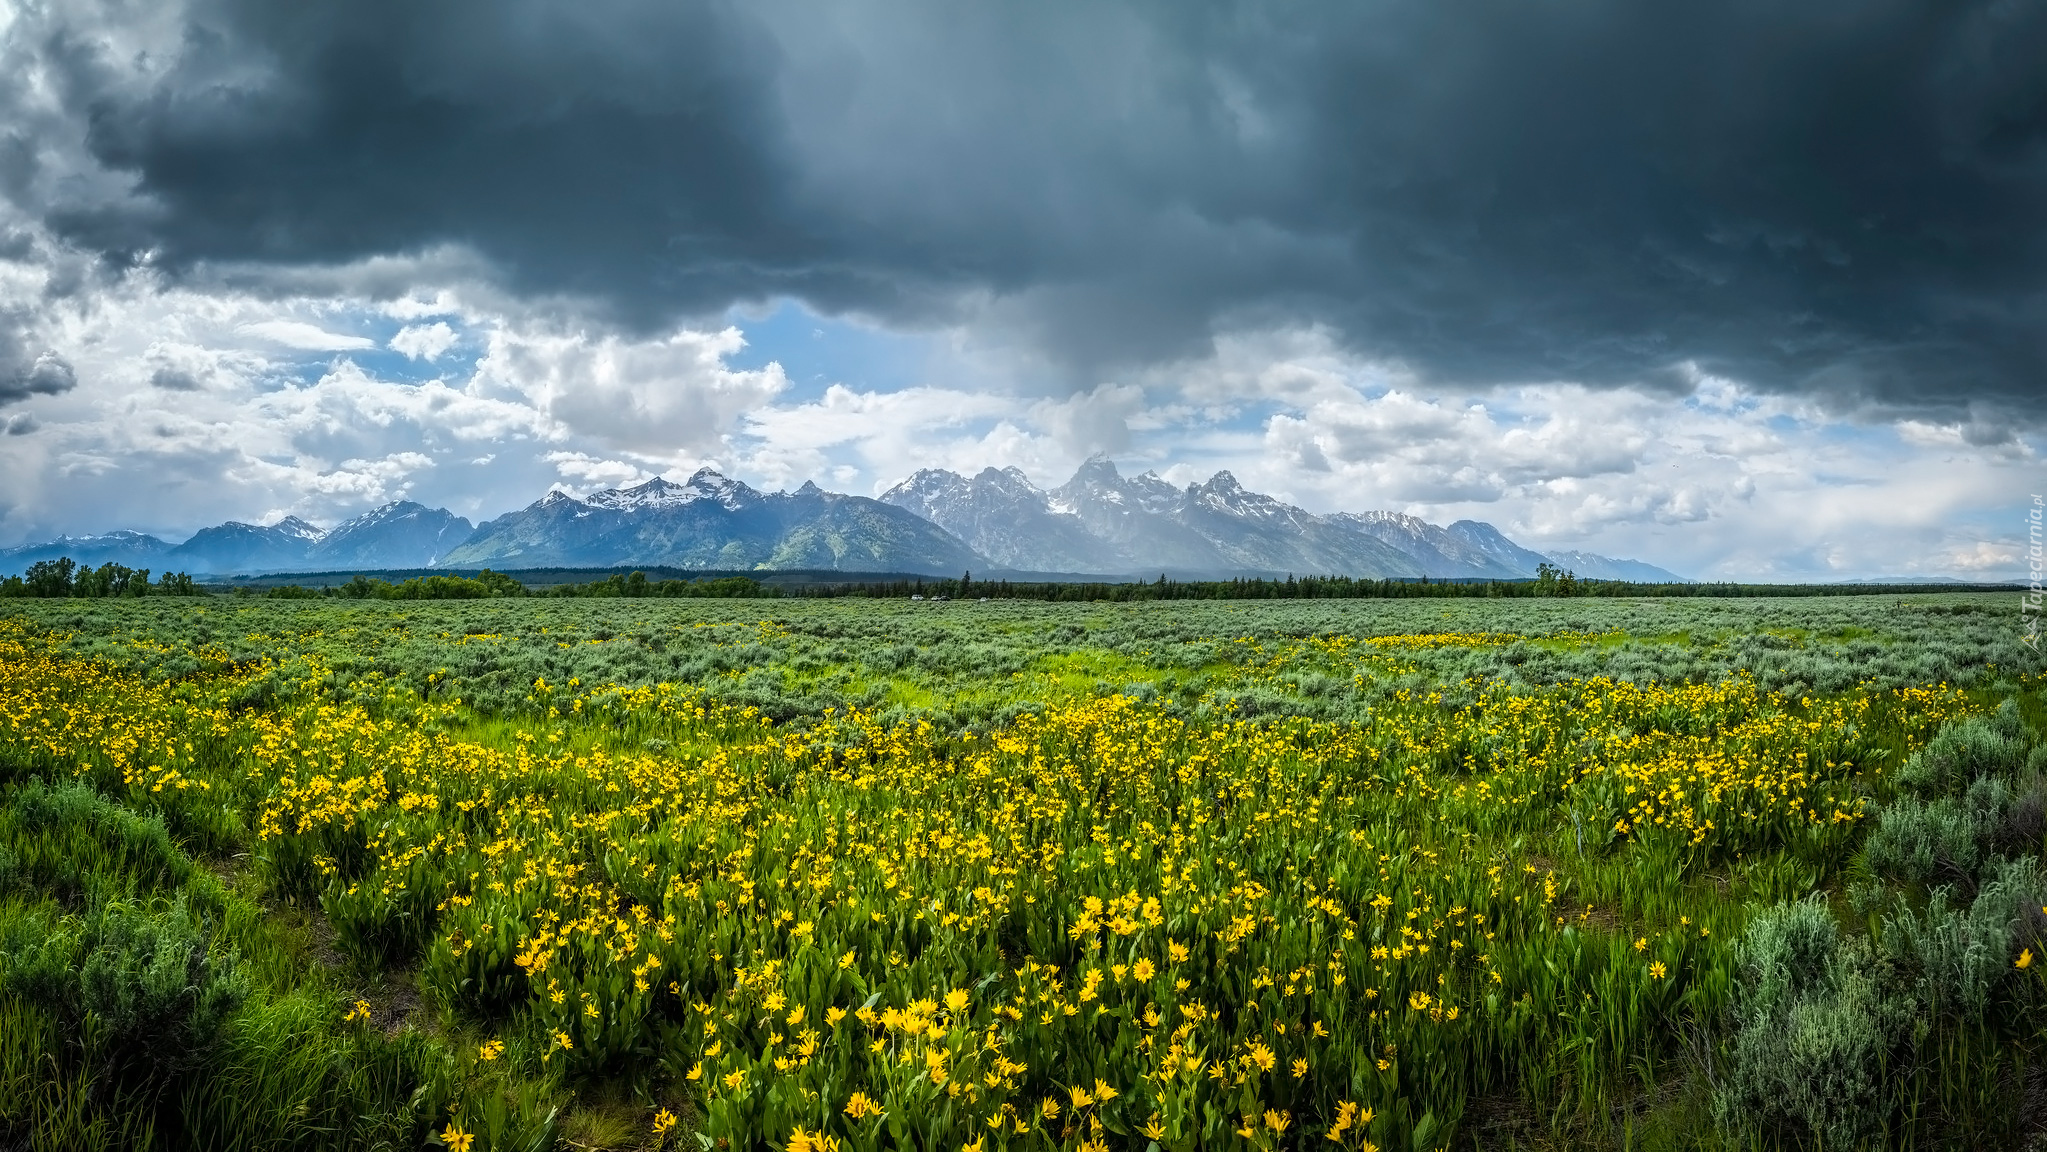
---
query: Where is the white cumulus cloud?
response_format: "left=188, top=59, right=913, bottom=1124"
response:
left=236, top=320, right=377, bottom=351
left=390, top=322, right=459, bottom=360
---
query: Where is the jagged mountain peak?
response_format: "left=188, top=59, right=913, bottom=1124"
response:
left=337, top=499, right=438, bottom=528
left=682, top=468, right=760, bottom=508
left=1345, top=509, right=1431, bottom=530
left=1126, top=470, right=1185, bottom=511
left=199, top=516, right=324, bottom=542
left=1446, top=519, right=1516, bottom=544
left=5, top=465, right=1688, bottom=582
left=579, top=470, right=761, bottom=512
left=1189, top=472, right=1307, bottom=525
left=1440, top=519, right=1553, bottom=577
left=974, top=465, right=1042, bottom=493
left=885, top=461, right=1685, bottom=581
left=0, top=529, right=176, bottom=577
left=310, top=501, right=474, bottom=569
left=57, top=529, right=161, bottom=545
left=1190, top=470, right=1268, bottom=507
left=1068, top=455, right=1124, bottom=484
left=327, top=501, right=421, bottom=531
left=886, top=466, right=1049, bottom=504
left=271, top=516, right=326, bottom=541
left=884, top=468, right=968, bottom=497
left=447, top=471, right=982, bottom=573
left=585, top=476, right=689, bottom=508
left=162, top=513, right=331, bottom=575
left=877, top=462, right=1126, bottom=572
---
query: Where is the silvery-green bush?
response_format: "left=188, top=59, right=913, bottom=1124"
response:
left=1895, top=705, right=2028, bottom=798
left=1864, top=792, right=1988, bottom=890
left=1716, top=898, right=1913, bottom=1148
left=1878, top=856, right=2044, bottom=1019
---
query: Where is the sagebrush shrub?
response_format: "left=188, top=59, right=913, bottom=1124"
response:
left=1717, top=898, right=1913, bottom=1148
left=0, top=897, right=248, bottom=1091
left=1864, top=794, right=1986, bottom=890
left=1896, top=720, right=2026, bottom=797
left=1877, top=857, right=2041, bottom=1019
left=1998, top=772, right=2047, bottom=853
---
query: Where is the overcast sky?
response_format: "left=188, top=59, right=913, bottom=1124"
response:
left=0, top=0, right=2041, bottom=579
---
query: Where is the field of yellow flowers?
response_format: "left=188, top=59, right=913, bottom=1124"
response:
left=1, top=595, right=2043, bottom=1151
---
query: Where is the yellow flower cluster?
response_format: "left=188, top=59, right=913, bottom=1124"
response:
left=0, top=617, right=1979, bottom=1149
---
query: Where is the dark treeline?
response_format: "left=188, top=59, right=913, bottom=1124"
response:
left=10, top=553, right=2016, bottom=604
left=260, top=570, right=529, bottom=600
left=789, top=565, right=2018, bottom=602
left=535, top=572, right=777, bottom=599
left=259, top=570, right=776, bottom=600
left=0, top=558, right=200, bottom=598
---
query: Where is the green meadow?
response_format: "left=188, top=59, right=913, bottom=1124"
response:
left=0, top=592, right=2042, bottom=1151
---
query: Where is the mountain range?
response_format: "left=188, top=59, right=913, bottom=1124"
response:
left=0, top=503, right=474, bottom=577
left=439, top=472, right=980, bottom=572
left=0, top=461, right=1690, bottom=582
left=877, top=460, right=1681, bottom=581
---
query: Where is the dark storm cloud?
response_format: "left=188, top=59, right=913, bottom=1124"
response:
left=0, top=301, right=77, bottom=404
left=13, top=0, right=2047, bottom=412
left=148, top=367, right=203, bottom=392
left=39, top=0, right=801, bottom=311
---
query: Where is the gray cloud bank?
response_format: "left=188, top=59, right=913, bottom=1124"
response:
left=4, top=0, right=2045, bottom=415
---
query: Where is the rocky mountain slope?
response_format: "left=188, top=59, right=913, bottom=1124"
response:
left=167, top=517, right=326, bottom=575
left=1540, top=549, right=1689, bottom=583
left=307, top=502, right=474, bottom=570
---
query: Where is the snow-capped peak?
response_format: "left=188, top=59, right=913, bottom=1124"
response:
left=881, top=469, right=969, bottom=505
left=583, top=470, right=761, bottom=512
left=270, top=516, right=326, bottom=542
left=336, top=500, right=428, bottom=529
left=1190, top=471, right=1307, bottom=524
left=51, top=530, right=159, bottom=546
left=1068, top=455, right=1124, bottom=486
left=681, top=468, right=761, bottom=509
left=976, top=466, right=1043, bottom=496
left=584, top=476, right=688, bottom=510
left=1340, top=510, right=1433, bottom=532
